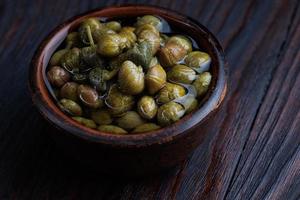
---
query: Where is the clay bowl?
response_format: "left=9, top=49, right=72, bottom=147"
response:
left=29, top=5, right=227, bottom=176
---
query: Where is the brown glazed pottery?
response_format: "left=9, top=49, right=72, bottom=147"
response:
left=29, top=5, right=227, bottom=176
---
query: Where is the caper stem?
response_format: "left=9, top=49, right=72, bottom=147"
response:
left=86, top=25, right=95, bottom=46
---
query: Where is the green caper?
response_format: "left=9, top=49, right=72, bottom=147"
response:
left=105, top=21, right=122, bottom=32
left=59, top=98, right=82, bottom=116
left=185, top=51, right=211, bottom=72
left=89, top=67, right=118, bottom=92
left=118, top=60, right=145, bottom=95
left=66, top=32, right=83, bottom=49
left=49, top=49, right=69, bottom=66
left=91, top=110, right=113, bottom=125
left=145, top=64, right=166, bottom=95
left=105, top=85, right=135, bottom=116
left=156, top=82, right=186, bottom=104
left=167, top=64, right=196, bottom=84
left=132, top=123, right=161, bottom=133
left=78, top=18, right=102, bottom=45
left=136, top=15, right=162, bottom=31
left=119, top=26, right=137, bottom=49
left=97, top=33, right=124, bottom=57
left=185, top=98, right=198, bottom=114
left=98, top=125, right=128, bottom=135
left=47, top=66, right=70, bottom=87
left=157, top=101, right=185, bottom=126
left=77, top=84, right=103, bottom=109
left=60, top=82, right=78, bottom=101
left=60, top=48, right=81, bottom=72
left=137, top=96, right=157, bottom=120
left=135, top=24, right=161, bottom=55
left=80, top=45, right=104, bottom=69
left=72, top=116, right=97, bottom=129
left=192, top=72, right=212, bottom=97
left=116, top=111, right=145, bottom=130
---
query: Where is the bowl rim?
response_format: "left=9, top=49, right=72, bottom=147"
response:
left=29, top=4, right=227, bottom=148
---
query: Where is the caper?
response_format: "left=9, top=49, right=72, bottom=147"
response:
left=91, top=110, right=113, bottom=125
left=66, top=32, right=83, bottom=49
left=72, top=116, right=97, bottom=129
left=47, top=66, right=70, bottom=87
left=157, top=101, right=185, bottom=126
left=137, top=96, right=157, bottom=120
left=89, top=67, right=118, bottom=92
left=105, top=85, right=135, bottom=116
left=97, top=33, right=124, bottom=57
left=98, top=125, right=127, bottom=135
left=132, top=123, right=161, bottom=133
left=145, top=64, right=166, bottom=95
left=80, top=45, right=104, bottom=69
left=49, top=49, right=69, bottom=66
left=105, top=21, right=122, bottom=32
left=136, top=15, right=162, bottom=31
left=185, top=97, right=198, bottom=114
left=60, top=48, right=81, bottom=72
left=156, top=82, right=186, bottom=104
left=116, top=111, right=145, bottom=130
left=60, top=82, right=78, bottom=101
left=185, top=51, right=211, bottom=72
left=77, top=85, right=103, bottom=109
left=59, top=98, right=82, bottom=116
left=167, top=64, right=196, bottom=84
left=78, top=18, right=102, bottom=45
left=135, top=24, right=160, bottom=55
left=118, top=60, right=145, bottom=95
left=119, top=26, right=137, bottom=49
left=192, top=72, right=212, bottom=97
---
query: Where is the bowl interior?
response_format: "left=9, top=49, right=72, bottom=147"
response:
left=30, top=5, right=226, bottom=147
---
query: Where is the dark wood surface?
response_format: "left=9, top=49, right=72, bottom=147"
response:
left=0, top=0, right=299, bottom=199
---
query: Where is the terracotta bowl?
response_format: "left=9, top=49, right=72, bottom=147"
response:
left=29, top=5, right=227, bottom=176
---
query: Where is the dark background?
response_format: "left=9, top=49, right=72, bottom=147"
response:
left=0, top=0, right=300, bottom=199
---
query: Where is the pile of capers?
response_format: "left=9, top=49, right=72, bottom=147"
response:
left=47, top=15, right=212, bottom=134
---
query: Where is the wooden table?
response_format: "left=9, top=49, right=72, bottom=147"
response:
left=1, top=0, right=299, bottom=199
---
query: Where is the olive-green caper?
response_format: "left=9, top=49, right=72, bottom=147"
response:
left=66, top=32, right=83, bottom=49
left=98, top=125, right=128, bottom=135
left=60, top=48, right=81, bottom=72
left=135, top=24, right=161, bottom=55
left=119, top=26, right=137, bottom=49
left=145, top=64, right=166, bottom=95
left=105, top=85, right=135, bottom=116
left=105, top=21, right=122, bottom=32
left=137, top=96, right=157, bottom=120
left=60, top=82, right=79, bottom=101
left=167, top=64, right=196, bottom=84
left=192, top=72, right=212, bottom=97
left=77, top=85, right=103, bottom=109
left=59, top=98, right=82, bottom=116
left=49, top=49, right=69, bottom=66
left=116, top=111, right=145, bottom=130
left=157, top=101, right=185, bottom=126
left=132, top=123, right=161, bottom=133
left=118, top=60, right=145, bottom=95
left=97, top=33, right=124, bottom=57
left=47, top=66, right=70, bottom=87
left=185, top=97, right=198, bottom=114
left=78, top=18, right=102, bottom=45
left=156, top=83, right=186, bottom=104
left=91, top=110, right=113, bottom=125
left=72, top=116, right=97, bottom=129
left=80, top=45, right=104, bottom=69
left=185, top=51, right=211, bottom=72
left=167, top=35, right=192, bottom=53
left=136, top=15, right=162, bottom=31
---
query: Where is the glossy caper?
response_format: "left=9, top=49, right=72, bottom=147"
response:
left=156, top=82, right=186, bottom=104
left=98, top=125, right=128, bottom=135
left=185, top=97, right=198, bottom=114
left=185, top=51, right=211, bottom=72
left=132, top=123, right=161, bottom=133
left=60, top=48, right=81, bottom=72
left=135, top=24, right=160, bottom=55
left=105, top=85, right=135, bottom=116
left=192, top=72, right=212, bottom=97
left=116, top=111, right=145, bottom=130
left=167, top=64, right=196, bottom=84
left=136, top=15, right=162, bottom=31
left=78, top=18, right=102, bottom=45
left=60, top=82, right=78, bottom=101
left=77, top=85, right=103, bottom=109
left=91, top=110, right=112, bottom=125
left=118, top=61, right=145, bottom=95
left=119, top=26, right=137, bottom=49
left=97, top=33, right=124, bottom=57
left=105, top=21, right=122, bottom=32
left=145, top=64, right=166, bottom=95
left=59, top=99, right=82, bottom=116
left=157, top=101, right=185, bottom=126
left=137, top=96, right=157, bottom=120
left=47, top=66, right=70, bottom=87
left=72, top=116, right=97, bottom=129
left=49, top=49, right=69, bottom=66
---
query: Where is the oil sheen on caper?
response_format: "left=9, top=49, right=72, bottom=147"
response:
left=46, top=15, right=213, bottom=134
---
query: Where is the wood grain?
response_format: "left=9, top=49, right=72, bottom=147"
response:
left=0, top=0, right=299, bottom=199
